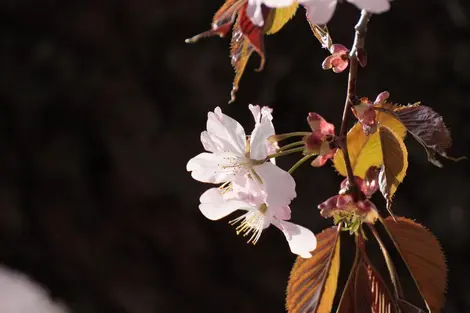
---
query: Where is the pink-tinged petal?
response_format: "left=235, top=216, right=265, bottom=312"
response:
left=302, top=0, right=338, bottom=25
left=249, top=105, right=278, bottom=161
left=310, top=155, right=328, bottom=167
left=332, top=58, right=349, bottom=73
left=207, top=107, right=246, bottom=156
left=307, top=112, right=335, bottom=135
left=186, top=152, right=244, bottom=184
left=275, top=220, right=317, bottom=258
left=347, top=0, right=390, bottom=13
left=329, top=43, right=348, bottom=54
left=271, top=205, right=291, bottom=221
left=253, top=162, right=296, bottom=207
left=374, top=91, right=390, bottom=105
left=199, top=188, right=253, bottom=220
left=247, top=0, right=265, bottom=26
left=318, top=195, right=339, bottom=210
left=262, top=0, right=297, bottom=8
left=304, top=131, right=323, bottom=154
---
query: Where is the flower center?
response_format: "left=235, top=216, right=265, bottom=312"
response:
left=229, top=204, right=268, bottom=245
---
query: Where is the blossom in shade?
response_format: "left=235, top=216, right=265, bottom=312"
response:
left=303, top=112, right=337, bottom=167
left=322, top=44, right=349, bottom=73
left=352, top=91, right=389, bottom=135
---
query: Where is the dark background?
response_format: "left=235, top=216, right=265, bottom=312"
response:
left=0, top=0, right=469, bottom=312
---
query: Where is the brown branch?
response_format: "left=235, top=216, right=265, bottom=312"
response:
left=338, top=10, right=372, bottom=190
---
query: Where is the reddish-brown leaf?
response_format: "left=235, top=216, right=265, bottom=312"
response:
left=336, top=249, right=398, bottom=313
left=228, top=3, right=268, bottom=103
left=287, top=226, right=341, bottom=313
left=390, top=104, right=464, bottom=167
left=384, top=217, right=447, bottom=313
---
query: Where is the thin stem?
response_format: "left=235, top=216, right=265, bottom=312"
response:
left=278, top=141, right=305, bottom=152
left=269, top=132, right=311, bottom=143
left=266, top=146, right=305, bottom=159
left=367, top=223, right=404, bottom=298
left=288, top=153, right=316, bottom=174
left=338, top=10, right=372, bottom=188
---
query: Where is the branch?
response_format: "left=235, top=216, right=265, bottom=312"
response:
left=338, top=10, right=372, bottom=191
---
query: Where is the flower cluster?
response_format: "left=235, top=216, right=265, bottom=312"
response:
left=248, top=0, right=391, bottom=26
left=187, top=105, right=317, bottom=258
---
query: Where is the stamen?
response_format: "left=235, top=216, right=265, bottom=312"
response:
left=229, top=211, right=266, bottom=245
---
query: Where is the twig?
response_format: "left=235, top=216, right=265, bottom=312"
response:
left=338, top=10, right=372, bottom=189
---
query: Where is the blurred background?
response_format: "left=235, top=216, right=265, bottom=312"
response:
left=0, top=0, right=469, bottom=312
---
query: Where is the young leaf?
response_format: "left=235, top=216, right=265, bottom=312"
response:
left=337, top=247, right=399, bottom=313
left=286, top=226, right=341, bottom=313
left=354, top=260, right=399, bottom=313
left=383, top=217, right=447, bottom=313
left=334, top=112, right=406, bottom=178
left=264, top=3, right=298, bottom=35
left=229, top=4, right=267, bottom=103
left=392, top=104, right=464, bottom=167
left=378, top=126, right=408, bottom=215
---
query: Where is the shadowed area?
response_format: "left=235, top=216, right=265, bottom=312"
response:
left=0, top=0, right=469, bottom=312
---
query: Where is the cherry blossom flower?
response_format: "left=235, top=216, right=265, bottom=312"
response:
left=318, top=174, right=380, bottom=229
left=187, top=105, right=296, bottom=207
left=199, top=182, right=317, bottom=258
left=322, top=44, right=349, bottom=73
left=352, top=91, right=389, bottom=135
left=248, top=0, right=391, bottom=26
left=303, top=112, right=338, bottom=167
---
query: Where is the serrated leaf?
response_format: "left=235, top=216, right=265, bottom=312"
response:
left=355, top=260, right=399, bottom=313
left=384, top=217, right=447, bottom=313
left=264, top=3, right=298, bottom=35
left=392, top=104, right=464, bottom=167
left=287, top=226, right=341, bottom=313
left=378, top=126, right=408, bottom=214
left=337, top=251, right=398, bottom=313
left=333, top=112, right=406, bottom=178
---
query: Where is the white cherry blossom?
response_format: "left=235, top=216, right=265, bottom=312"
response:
left=187, top=105, right=296, bottom=207
left=199, top=183, right=316, bottom=258
left=247, top=0, right=391, bottom=26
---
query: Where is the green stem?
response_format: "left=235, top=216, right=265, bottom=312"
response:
left=288, top=153, right=316, bottom=174
left=266, top=146, right=305, bottom=159
left=269, top=132, right=311, bottom=143
left=278, top=141, right=305, bottom=152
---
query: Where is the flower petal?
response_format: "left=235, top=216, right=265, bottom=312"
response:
left=187, top=152, right=244, bottom=184
left=247, top=0, right=265, bottom=26
left=207, top=107, right=246, bottom=156
left=253, top=162, right=296, bottom=206
left=262, top=0, right=296, bottom=8
left=250, top=109, right=275, bottom=160
left=199, top=188, right=253, bottom=220
left=347, top=0, right=390, bottom=13
left=275, top=220, right=317, bottom=258
left=302, top=0, right=338, bottom=25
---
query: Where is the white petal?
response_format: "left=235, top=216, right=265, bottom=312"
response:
left=276, top=220, right=317, bottom=258
left=207, top=107, right=246, bottom=156
left=302, top=0, right=337, bottom=25
left=250, top=109, right=275, bottom=160
left=262, top=0, right=297, bottom=8
left=253, top=162, right=296, bottom=207
left=187, top=152, right=244, bottom=184
left=347, top=0, right=390, bottom=13
left=247, top=0, right=265, bottom=27
left=199, top=188, right=255, bottom=220
left=201, top=131, right=221, bottom=153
